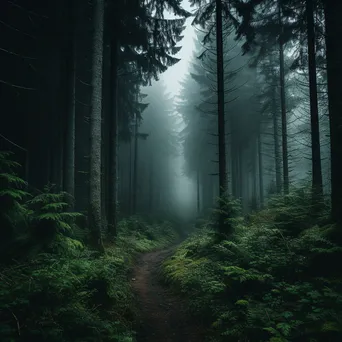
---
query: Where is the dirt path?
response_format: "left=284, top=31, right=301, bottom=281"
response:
left=132, top=246, right=205, bottom=342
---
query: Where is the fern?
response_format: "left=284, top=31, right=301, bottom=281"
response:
left=0, top=152, right=30, bottom=250
left=0, top=188, right=29, bottom=200
left=0, top=150, right=180, bottom=342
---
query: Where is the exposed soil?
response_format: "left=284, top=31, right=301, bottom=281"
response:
left=132, top=246, right=205, bottom=342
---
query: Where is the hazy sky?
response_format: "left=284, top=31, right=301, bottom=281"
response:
left=161, top=0, right=196, bottom=96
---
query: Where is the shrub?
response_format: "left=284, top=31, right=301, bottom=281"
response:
left=0, top=151, right=179, bottom=341
left=162, top=189, right=342, bottom=342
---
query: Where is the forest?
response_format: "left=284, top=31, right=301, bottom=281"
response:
left=1, top=0, right=342, bottom=341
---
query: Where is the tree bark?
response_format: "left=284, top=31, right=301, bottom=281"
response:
left=149, top=154, right=154, bottom=212
left=306, top=0, right=323, bottom=201
left=278, top=0, right=289, bottom=194
left=272, top=76, right=282, bottom=193
left=63, top=0, right=76, bottom=205
left=107, top=36, right=119, bottom=236
left=323, top=0, right=342, bottom=224
left=251, top=142, right=257, bottom=210
left=128, top=139, right=132, bottom=215
left=88, top=0, right=104, bottom=252
left=216, top=0, right=228, bottom=234
left=258, top=131, right=264, bottom=206
left=132, top=113, right=139, bottom=214
left=196, top=168, right=200, bottom=214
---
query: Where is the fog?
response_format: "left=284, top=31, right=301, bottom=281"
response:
left=140, top=1, right=198, bottom=220
left=1, top=1, right=340, bottom=340
left=136, top=0, right=331, bottom=219
left=1, top=0, right=331, bottom=224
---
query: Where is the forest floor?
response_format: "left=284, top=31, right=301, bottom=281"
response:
left=131, top=245, right=205, bottom=342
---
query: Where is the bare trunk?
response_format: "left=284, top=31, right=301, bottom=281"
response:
left=149, top=155, right=154, bottom=212
left=101, top=27, right=110, bottom=229
left=238, top=147, right=243, bottom=199
left=306, top=0, right=323, bottom=200
left=128, top=139, right=132, bottom=215
left=132, top=113, right=139, bottom=214
left=252, top=143, right=257, bottom=210
left=231, top=134, right=238, bottom=198
left=89, top=0, right=104, bottom=252
left=278, top=0, right=289, bottom=194
left=107, top=37, right=118, bottom=235
left=63, top=0, right=76, bottom=205
left=258, top=131, right=264, bottom=206
left=324, top=0, right=342, bottom=224
left=272, top=82, right=282, bottom=193
left=216, top=0, right=227, bottom=234
left=196, top=169, right=200, bottom=214
left=74, top=1, right=91, bottom=213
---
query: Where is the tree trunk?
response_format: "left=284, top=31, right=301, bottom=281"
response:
left=216, top=0, right=228, bottom=234
left=132, top=113, right=139, bottom=214
left=306, top=0, right=323, bottom=202
left=258, top=131, right=264, bottom=206
left=306, top=0, right=323, bottom=201
left=323, top=0, right=342, bottom=224
left=74, top=0, right=91, bottom=213
left=252, top=142, right=257, bottom=210
left=271, top=68, right=282, bottom=193
left=128, top=139, right=132, bottom=215
left=278, top=0, right=289, bottom=194
left=238, top=147, right=243, bottom=199
left=107, top=36, right=119, bottom=236
left=101, top=58, right=108, bottom=229
left=149, top=155, right=154, bottom=212
left=51, top=36, right=65, bottom=193
left=63, top=0, right=76, bottom=205
left=196, top=168, right=200, bottom=214
left=88, top=0, right=104, bottom=252
left=231, top=134, right=238, bottom=198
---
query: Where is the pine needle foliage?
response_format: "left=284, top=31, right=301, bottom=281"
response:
left=162, top=187, right=342, bottom=342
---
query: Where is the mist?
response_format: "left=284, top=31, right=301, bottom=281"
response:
left=1, top=0, right=342, bottom=341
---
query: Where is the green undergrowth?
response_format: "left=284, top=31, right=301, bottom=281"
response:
left=162, top=189, right=342, bottom=342
left=116, top=216, right=179, bottom=253
left=0, top=151, right=179, bottom=342
left=0, top=219, right=178, bottom=342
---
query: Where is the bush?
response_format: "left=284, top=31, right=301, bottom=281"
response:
left=0, top=251, right=133, bottom=341
left=162, top=189, right=342, bottom=342
left=0, top=151, right=179, bottom=341
left=0, top=217, right=179, bottom=342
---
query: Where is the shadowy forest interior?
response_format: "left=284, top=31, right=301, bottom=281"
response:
left=1, top=0, right=342, bottom=341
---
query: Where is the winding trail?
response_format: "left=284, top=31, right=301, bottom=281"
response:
left=132, top=246, right=205, bottom=342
